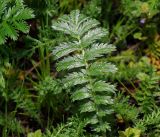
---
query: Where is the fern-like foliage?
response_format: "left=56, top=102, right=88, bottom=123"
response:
left=114, top=93, right=139, bottom=123
left=0, top=0, right=34, bottom=45
left=135, top=71, right=160, bottom=113
left=52, top=10, right=117, bottom=133
left=135, top=109, right=160, bottom=135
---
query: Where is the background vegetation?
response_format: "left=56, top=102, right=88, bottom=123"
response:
left=0, top=0, right=160, bottom=137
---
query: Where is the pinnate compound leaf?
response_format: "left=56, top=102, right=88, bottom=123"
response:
left=0, top=0, right=34, bottom=45
left=52, top=10, right=117, bottom=133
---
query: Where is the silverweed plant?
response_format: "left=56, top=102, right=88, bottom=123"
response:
left=52, top=10, right=117, bottom=135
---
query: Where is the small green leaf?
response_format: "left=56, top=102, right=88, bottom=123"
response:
left=13, top=21, right=29, bottom=33
left=71, top=87, right=91, bottom=101
left=63, top=71, right=88, bottom=88
left=95, top=122, right=111, bottom=132
left=84, top=43, right=116, bottom=61
left=80, top=101, right=96, bottom=113
left=88, top=62, right=117, bottom=76
left=92, top=81, right=116, bottom=93
left=94, top=96, right=114, bottom=105
left=119, top=127, right=141, bottom=137
left=82, top=28, right=108, bottom=44
left=133, top=32, right=147, bottom=40
left=27, top=129, right=42, bottom=137
left=86, top=115, right=98, bottom=125
left=57, top=54, right=85, bottom=71
left=53, top=42, right=80, bottom=59
left=0, top=72, right=5, bottom=89
left=3, top=22, right=18, bottom=40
